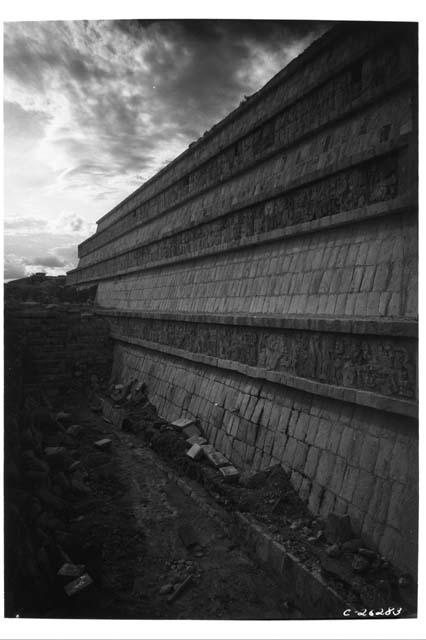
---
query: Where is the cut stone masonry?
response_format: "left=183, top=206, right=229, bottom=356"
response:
left=67, top=23, right=418, bottom=577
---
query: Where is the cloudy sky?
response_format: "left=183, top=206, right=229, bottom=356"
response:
left=4, top=18, right=330, bottom=281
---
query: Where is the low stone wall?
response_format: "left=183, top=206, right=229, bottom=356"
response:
left=110, top=341, right=418, bottom=578
left=4, top=303, right=113, bottom=400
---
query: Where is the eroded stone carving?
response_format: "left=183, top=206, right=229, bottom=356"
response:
left=75, top=151, right=399, bottom=283
left=111, top=317, right=416, bottom=400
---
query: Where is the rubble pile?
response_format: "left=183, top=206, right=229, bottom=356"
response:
left=4, top=360, right=416, bottom=617
left=98, top=377, right=417, bottom=613
left=4, top=402, right=96, bottom=615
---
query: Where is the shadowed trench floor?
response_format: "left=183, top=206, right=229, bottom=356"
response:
left=36, top=401, right=301, bottom=620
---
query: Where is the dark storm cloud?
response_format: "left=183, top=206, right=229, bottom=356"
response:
left=4, top=18, right=332, bottom=270
left=112, top=19, right=331, bottom=127
left=4, top=19, right=330, bottom=189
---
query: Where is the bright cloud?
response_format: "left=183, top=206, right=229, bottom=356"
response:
left=4, top=19, right=329, bottom=279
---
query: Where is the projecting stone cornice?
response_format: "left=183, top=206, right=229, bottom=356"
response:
left=110, top=329, right=418, bottom=419
left=96, top=308, right=418, bottom=338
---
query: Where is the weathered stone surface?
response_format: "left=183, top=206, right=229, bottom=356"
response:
left=64, top=573, right=93, bottom=596
left=108, top=316, right=417, bottom=401
left=58, top=563, right=86, bottom=578
left=66, top=23, right=418, bottom=580
left=324, top=513, right=353, bottom=543
left=67, top=424, right=83, bottom=437
left=183, top=424, right=201, bottom=439
left=171, top=417, right=197, bottom=430
left=204, top=449, right=230, bottom=468
left=186, top=435, right=207, bottom=446
left=44, top=447, right=69, bottom=469
left=186, top=443, right=204, bottom=460
left=219, top=465, right=240, bottom=482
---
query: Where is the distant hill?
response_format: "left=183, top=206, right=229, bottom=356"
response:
left=4, top=272, right=97, bottom=304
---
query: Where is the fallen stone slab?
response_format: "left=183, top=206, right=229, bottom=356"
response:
left=201, top=444, right=215, bottom=454
left=219, top=465, right=240, bottom=482
left=94, top=438, right=112, bottom=450
left=186, top=443, right=204, bottom=460
left=167, top=574, right=193, bottom=603
left=44, top=446, right=69, bottom=469
left=171, top=417, right=197, bottom=430
left=64, top=573, right=93, bottom=596
left=159, top=583, right=174, bottom=596
left=183, top=424, right=201, bottom=439
left=100, top=396, right=126, bottom=428
left=186, top=435, right=207, bottom=446
left=204, top=448, right=230, bottom=468
left=56, top=412, right=72, bottom=425
left=67, top=424, right=82, bottom=438
left=58, top=563, right=86, bottom=578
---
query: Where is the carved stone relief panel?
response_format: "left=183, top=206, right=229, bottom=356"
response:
left=111, top=316, right=416, bottom=400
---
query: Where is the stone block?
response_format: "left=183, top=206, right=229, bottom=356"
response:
left=366, top=477, right=391, bottom=525
left=186, top=443, right=204, bottom=460
left=319, top=490, right=336, bottom=518
left=294, top=412, right=310, bottom=442
left=315, top=450, right=335, bottom=487
left=263, top=430, right=275, bottom=455
left=327, top=424, right=343, bottom=455
left=64, top=573, right=93, bottom=596
left=232, top=440, right=246, bottom=465
left=219, top=465, right=240, bottom=482
left=304, top=416, right=320, bottom=445
left=67, top=424, right=83, bottom=438
left=337, top=426, right=355, bottom=458
left=204, top=448, right=229, bottom=468
left=374, top=436, right=395, bottom=478
left=251, top=399, right=264, bottom=424
left=245, top=421, right=259, bottom=446
left=308, top=483, right=324, bottom=514
left=327, top=456, right=346, bottom=496
left=359, top=435, right=380, bottom=473
left=58, top=563, right=86, bottom=578
left=314, top=418, right=331, bottom=449
left=94, top=438, right=112, bottom=450
left=171, top=417, right=197, bottom=430
left=44, top=446, right=70, bottom=471
left=340, top=465, right=359, bottom=503
left=292, top=441, right=308, bottom=471
left=277, top=406, right=291, bottom=432
left=272, top=431, right=288, bottom=460
left=290, top=470, right=303, bottom=492
left=183, top=424, right=201, bottom=439
left=304, top=446, right=320, bottom=478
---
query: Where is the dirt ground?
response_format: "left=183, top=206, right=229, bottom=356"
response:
left=45, top=403, right=302, bottom=620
